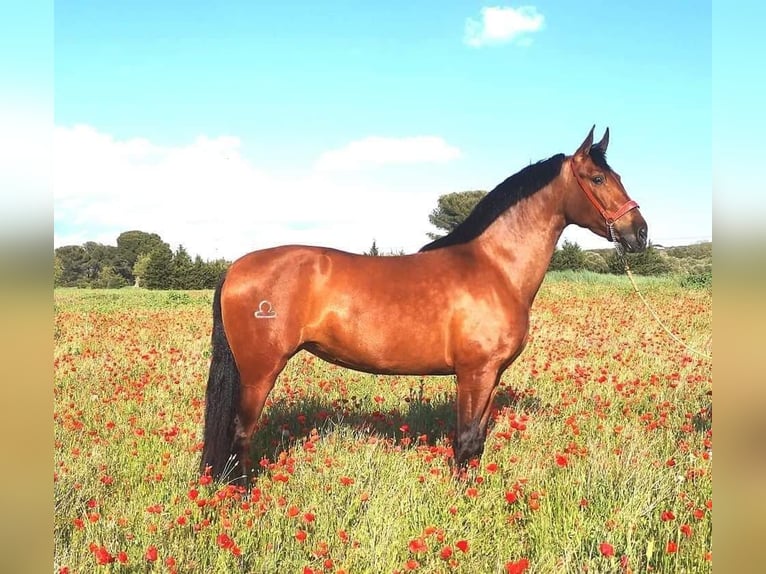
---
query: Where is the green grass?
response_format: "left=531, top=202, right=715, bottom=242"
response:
left=54, top=277, right=712, bottom=573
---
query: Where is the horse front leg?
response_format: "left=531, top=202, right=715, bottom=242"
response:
left=454, top=366, right=502, bottom=468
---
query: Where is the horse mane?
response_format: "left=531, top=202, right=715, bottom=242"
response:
left=420, top=153, right=567, bottom=252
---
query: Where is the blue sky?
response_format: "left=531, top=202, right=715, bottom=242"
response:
left=52, top=1, right=712, bottom=260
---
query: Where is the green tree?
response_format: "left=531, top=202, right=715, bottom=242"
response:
left=365, top=239, right=380, bottom=256
left=549, top=240, right=586, bottom=271
left=202, top=259, right=230, bottom=288
left=54, top=255, right=63, bottom=287
left=607, top=242, right=672, bottom=275
left=116, top=230, right=168, bottom=283
left=172, top=244, right=194, bottom=289
left=93, top=264, right=129, bottom=289
left=582, top=251, right=609, bottom=273
left=427, top=190, right=487, bottom=240
left=144, top=246, right=174, bottom=289
left=55, top=245, right=91, bottom=286
left=132, top=253, right=152, bottom=288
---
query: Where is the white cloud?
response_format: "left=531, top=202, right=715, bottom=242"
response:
left=315, top=136, right=461, bottom=171
left=53, top=125, right=452, bottom=260
left=464, top=6, right=544, bottom=48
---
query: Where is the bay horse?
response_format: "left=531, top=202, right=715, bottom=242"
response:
left=201, top=127, right=648, bottom=482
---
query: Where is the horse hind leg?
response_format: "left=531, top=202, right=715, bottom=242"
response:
left=232, top=357, right=290, bottom=484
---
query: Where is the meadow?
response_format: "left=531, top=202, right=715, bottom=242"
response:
left=54, top=273, right=712, bottom=573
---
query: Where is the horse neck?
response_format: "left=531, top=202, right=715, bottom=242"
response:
left=473, top=182, right=567, bottom=305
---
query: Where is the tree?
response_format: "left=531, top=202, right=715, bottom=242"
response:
left=365, top=239, right=380, bottom=256
left=55, top=245, right=91, bottom=286
left=549, top=240, right=586, bottom=271
left=144, top=246, right=174, bottom=289
left=54, top=255, right=63, bottom=287
left=116, top=230, right=168, bottom=283
left=93, top=264, right=128, bottom=289
left=132, top=253, right=152, bottom=288
left=427, top=190, right=487, bottom=240
left=582, top=251, right=609, bottom=273
left=607, top=241, right=672, bottom=275
left=172, top=244, right=194, bottom=289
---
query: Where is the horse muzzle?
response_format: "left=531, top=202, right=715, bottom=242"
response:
left=613, top=212, right=648, bottom=253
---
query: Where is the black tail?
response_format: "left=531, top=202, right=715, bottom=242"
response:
left=200, top=274, right=241, bottom=479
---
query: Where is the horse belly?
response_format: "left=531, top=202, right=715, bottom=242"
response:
left=304, top=307, right=453, bottom=376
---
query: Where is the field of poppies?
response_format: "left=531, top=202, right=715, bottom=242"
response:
left=54, top=273, right=712, bottom=573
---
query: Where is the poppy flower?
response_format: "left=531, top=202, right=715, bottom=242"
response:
left=408, top=538, right=428, bottom=553
left=661, top=510, right=675, bottom=522
left=599, top=542, right=615, bottom=557
left=144, top=546, right=158, bottom=562
left=456, top=540, right=469, bottom=553
left=93, top=546, right=114, bottom=565
left=505, top=558, right=530, bottom=573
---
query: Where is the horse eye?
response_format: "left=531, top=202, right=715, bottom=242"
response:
left=592, top=175, right=605, bottom=185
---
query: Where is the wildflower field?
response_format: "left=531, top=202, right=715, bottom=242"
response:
left=54, top=273, right=712, bottom=573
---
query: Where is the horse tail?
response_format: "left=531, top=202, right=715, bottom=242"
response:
left=200, top=273, right=241, bottom=479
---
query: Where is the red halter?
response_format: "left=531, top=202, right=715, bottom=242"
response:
left=569, top=159, right=639, bottom=241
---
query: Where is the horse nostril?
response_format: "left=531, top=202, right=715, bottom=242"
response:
left=638, top=225, right=648, bottom=246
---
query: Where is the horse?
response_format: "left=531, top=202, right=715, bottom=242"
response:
left=200, top=126, right=648, bottom=483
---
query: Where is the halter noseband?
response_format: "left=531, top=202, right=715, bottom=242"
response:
left=569, top=159, right=639, bottom=241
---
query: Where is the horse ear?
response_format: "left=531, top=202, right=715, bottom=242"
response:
left=575, top=125, right=595, bottom=158
left=595, top=127, right=609, bottom=153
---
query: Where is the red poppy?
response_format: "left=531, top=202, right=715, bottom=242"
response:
left=408, top=538, right=428, bottom=553
left=456, top=540, right=469, bottom=553
left=295, top=530, right=307, bottom=542
left=661, top=510, right=675, bottom=522
left=555, top=454, right=569, bottom=468
left=339, top=476, right=355, bottom=486
left=144, top=546, right=158, bottom=562
left=440, top=546, right=453, bottom=560
left=680, top=523, right=693, bottom=538
left=599, top=542, right=615, bottom=557
left=505, top=558, right=530, bottom=573
left=216, top=533, right=234, bottom=549
left=93, top=546, right=114, bottom=565
left=505, top=491, right=518, bottom=504
left=666, top=541, right=678, bottom=553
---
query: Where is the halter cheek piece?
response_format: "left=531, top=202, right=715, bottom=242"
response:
left=569, top=159, right=639, bottom=242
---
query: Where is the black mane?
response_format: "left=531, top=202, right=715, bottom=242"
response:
left=420, top=153, right=566, bottom=252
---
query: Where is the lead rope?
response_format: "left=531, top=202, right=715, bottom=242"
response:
left=612, top=241, right=712, bottom=361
